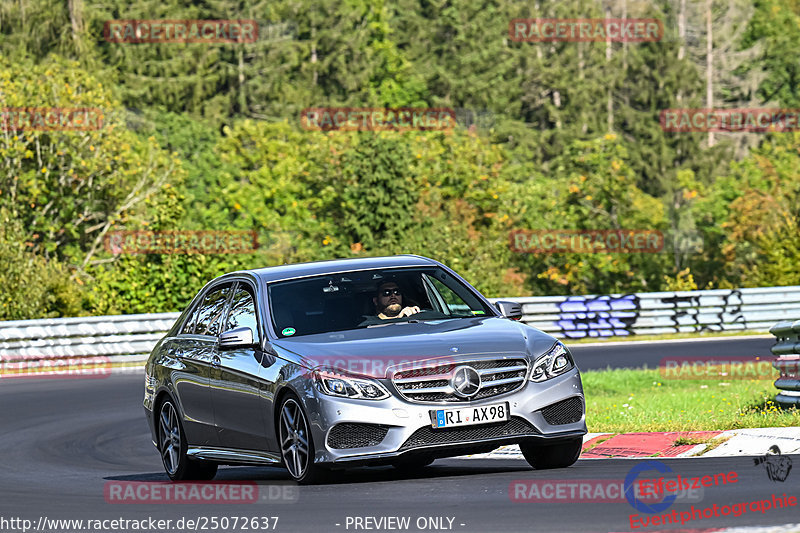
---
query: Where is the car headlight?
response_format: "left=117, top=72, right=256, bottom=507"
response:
left=529, top=342, right=574, bottom=382
left=313, top=369, right=390, bottom=400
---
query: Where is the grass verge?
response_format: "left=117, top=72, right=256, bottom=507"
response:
left=582, top=367, right=800, bottom=433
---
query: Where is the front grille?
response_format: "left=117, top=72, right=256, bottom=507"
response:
left=540, top=396, right=584, bottom=425
left=399, top=417, right=539, bottom=450
left=392, top=358, right=528, bottom=403
left=327, top=423, right=390, bottom=449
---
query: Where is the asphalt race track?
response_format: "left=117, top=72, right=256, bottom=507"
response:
left=0, top=337, right=795, bottom=533
left=569, top=335, right=775, bottom=371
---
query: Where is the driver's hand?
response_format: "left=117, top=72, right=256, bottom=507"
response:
left=398, top=306, right=421, bottom=318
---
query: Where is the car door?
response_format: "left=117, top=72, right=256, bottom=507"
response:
left=171, top=282, right=233, bottom=447
left=211, top=281, right=271, bottom=451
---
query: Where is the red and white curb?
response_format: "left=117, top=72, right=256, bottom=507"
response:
left=458, top=428, right=800, bottom=460
left=701, top=428, right=800, bottom=457
left=581, top=431, right=724, bottom=458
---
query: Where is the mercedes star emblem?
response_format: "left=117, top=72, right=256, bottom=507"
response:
left=451, top=366, right=481, bottom=398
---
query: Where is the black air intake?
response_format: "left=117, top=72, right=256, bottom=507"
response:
left=540, top=396, right=584, bottom=425
left=327, top=423, right=390, bottom=449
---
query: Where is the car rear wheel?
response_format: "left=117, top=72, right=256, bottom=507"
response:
left=158, top=399, right=218, bottom=481
left=278, top=395, right=328, bottom=484
left=520, top=437, right=582, bottom=470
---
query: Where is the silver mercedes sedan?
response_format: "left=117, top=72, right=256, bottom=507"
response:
left=143, top=255, right=587, bottom=483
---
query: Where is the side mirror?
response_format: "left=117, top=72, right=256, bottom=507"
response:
left=219, top=326, right=255, bottom=349
left=494, top=301, right=523, bottom=321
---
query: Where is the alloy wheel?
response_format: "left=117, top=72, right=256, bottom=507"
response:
left=279, top=398, right=311, bottom=479
left=159, top=401, right=181, bottom=475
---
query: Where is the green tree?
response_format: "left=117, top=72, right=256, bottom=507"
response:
left=704, top=132, right=800, bottom=287
left=505, top=134, right=670, bottom=295
left=0, top=56, right=184, bottom=269
left=0, top=208, right=84, bottom=319
left=739, top=0, right=800, bottom=108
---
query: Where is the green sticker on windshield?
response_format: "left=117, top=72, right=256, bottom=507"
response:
left=282, top=327, right=296, bottom=336
left=471, top=310, right=486, bottom=315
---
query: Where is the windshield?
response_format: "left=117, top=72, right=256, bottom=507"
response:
left=268, top=267, right=494, bottom=338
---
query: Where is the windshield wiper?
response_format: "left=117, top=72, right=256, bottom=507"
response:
left=365, top=319, right=426, bottom=327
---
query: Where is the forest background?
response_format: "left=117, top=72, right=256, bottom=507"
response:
left=1, top=0, right=799, bottom=319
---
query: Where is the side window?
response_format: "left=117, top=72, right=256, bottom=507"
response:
left=225, top=287, right=259, bottom=341
left=180, top=292, right=210, bottom=335
left=193, top=285, right=232, bottom=336
left=429, top=277, right=472, bottom=315
left=180, top=307, right=199, bottom=335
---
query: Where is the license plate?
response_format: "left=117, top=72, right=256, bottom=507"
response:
left=430, top=402, right=510, bottom=429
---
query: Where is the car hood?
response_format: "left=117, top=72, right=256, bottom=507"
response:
left=270, top=317, right=559, bottom=378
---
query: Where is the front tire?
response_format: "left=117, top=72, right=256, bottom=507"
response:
left=158, top=399, right=218, bottom=481
left=520, top=438, right=582, bottom=470
left=278, top=395, right=328, bottom=484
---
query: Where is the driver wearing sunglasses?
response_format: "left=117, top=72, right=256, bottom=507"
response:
left=373, top=281, right=421, bottom=320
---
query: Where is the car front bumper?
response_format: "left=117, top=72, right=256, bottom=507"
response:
left=301, top=367, right=586, bottom=466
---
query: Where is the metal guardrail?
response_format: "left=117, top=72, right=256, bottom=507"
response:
left=770, top=320, right=800, bottom=406
left=0, top=313, right=179, bottom=367
left=1, top=285, right=799, bottom=370
left=499, top=285, right=800, bottom=339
